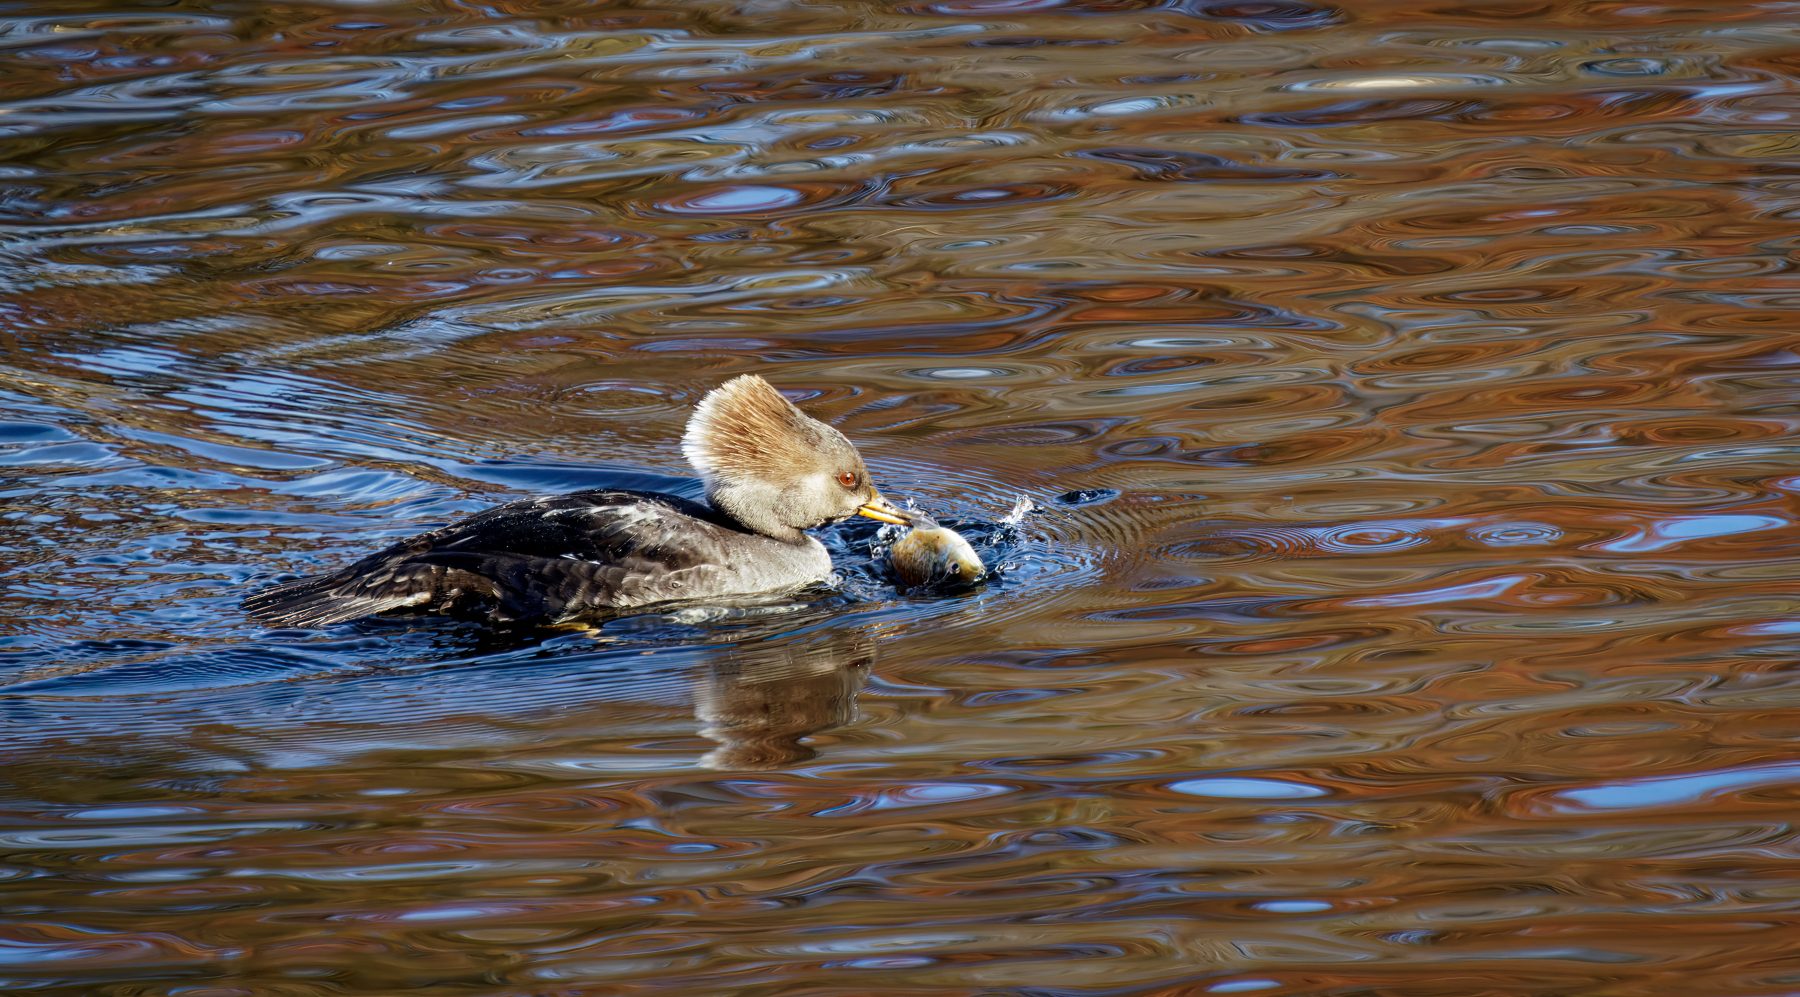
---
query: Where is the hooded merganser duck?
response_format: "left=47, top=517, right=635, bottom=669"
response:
left=245, top=374, right=910, bottom=627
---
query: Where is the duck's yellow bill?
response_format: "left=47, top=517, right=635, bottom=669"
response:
left=856, top=496, right=910, bottom=525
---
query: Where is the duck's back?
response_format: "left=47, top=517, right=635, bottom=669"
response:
left=244, top=489, right=831, bottom=627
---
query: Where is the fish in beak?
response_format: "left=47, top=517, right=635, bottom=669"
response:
left=889, top=523, right=987, bottom=590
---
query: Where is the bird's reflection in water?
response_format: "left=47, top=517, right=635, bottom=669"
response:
left=694, top=631, right=873, bottom=770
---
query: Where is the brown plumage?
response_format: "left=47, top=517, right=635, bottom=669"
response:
left=681, top=374, right=841, bottom=483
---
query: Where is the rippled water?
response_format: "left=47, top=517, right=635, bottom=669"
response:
left=4, top=2, right=1799, bottom=993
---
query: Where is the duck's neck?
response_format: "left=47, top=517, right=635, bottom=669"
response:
left=706, top=482, right=806, bottom=544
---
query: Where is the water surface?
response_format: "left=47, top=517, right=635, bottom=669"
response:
left=4, top=1, right=1799, bottom=993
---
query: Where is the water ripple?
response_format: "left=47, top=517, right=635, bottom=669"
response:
left=3, top=1, right=1796, bottom=993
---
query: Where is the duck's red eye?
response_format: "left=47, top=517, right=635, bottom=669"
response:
left=837, top=471, right=857, bottom=489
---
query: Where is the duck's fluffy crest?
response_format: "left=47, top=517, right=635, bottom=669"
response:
left=681, top=374, right=825, bottom=483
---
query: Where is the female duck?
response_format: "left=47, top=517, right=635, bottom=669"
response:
left=245, top=375, right=908, bottom=627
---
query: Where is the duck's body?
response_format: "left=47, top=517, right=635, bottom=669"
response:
left=244, top=490, right=832, bottom=627
left=245, top=375, right=907, bottom=628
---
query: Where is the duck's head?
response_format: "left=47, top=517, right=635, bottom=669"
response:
left=682, top=374, right=908, bottom=542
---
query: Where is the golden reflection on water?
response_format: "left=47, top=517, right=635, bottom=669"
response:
left=3, top=0, right=1800, bottom=993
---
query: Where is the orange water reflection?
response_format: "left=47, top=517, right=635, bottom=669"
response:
left=3, top=0, right=1799, bottom=993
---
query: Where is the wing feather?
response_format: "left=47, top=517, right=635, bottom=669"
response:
left=243, top=490, right=733, bottom=627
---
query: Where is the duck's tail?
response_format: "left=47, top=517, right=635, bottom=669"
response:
left=242, top=567, right=430, bottom=628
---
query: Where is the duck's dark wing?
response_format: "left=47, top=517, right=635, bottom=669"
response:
left=243, top=490, right=737, bottom=627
